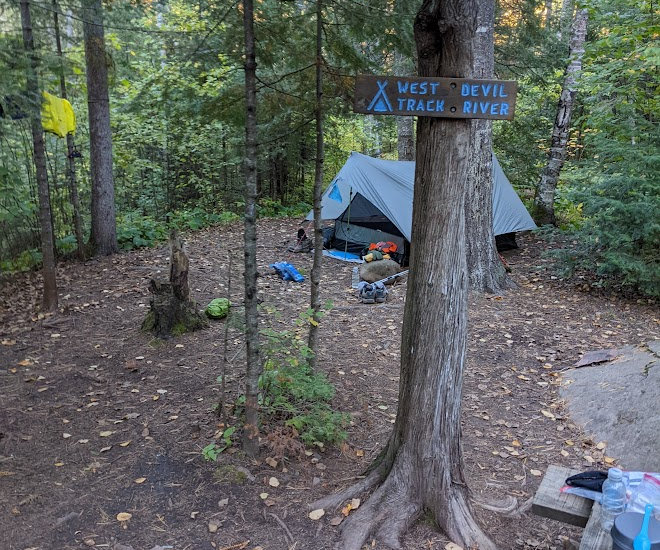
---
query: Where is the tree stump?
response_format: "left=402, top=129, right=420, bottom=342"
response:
left=141, top=231, right=207, bottom=338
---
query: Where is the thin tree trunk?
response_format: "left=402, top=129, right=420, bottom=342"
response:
left=53, top=0, right=84, bottom=259
left=241, top=0, right=261, bottom=458
left=557, top=0, right=574, bottom=41
left=544, top=0, right=553, bottom=27
left=394, top=52, right=415, bottom=161
left=465, top=0, right=512, bottom=293
left=533, top=8, right=587, bottom=226
left=83, top=0, right=118, bottom=255
left=20, top=0, right=58, bottom=312
left=310, top=1, right=497, bottom=548
left=307, top=0, right=324, bottom=367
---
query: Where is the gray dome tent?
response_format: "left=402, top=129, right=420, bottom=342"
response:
left=305, top=151, right=536, bottom=259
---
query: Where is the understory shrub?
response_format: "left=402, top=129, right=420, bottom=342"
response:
left=257, top=307, right=347, bottom=447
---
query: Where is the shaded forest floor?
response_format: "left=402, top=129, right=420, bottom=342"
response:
left=1, top=219, right=657, bottom=550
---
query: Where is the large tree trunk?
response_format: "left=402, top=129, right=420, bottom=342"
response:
left=20, top=0, right=58, bottom=312
left=241, top=0, right=261, bottom=458
left=307, top=0, right=324, bottom=367
left=83, top=0, right=118, bottom=255
left=465, top=0, right=512, bottom=293
left=53, top=0, right=84, bottom=259
left=310, top=1, right=497, bottom=549
left=533, top=8, right=587, bottom=226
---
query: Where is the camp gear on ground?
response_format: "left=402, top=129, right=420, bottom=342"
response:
left=357, top=281, right=388, bottom=304
left=287, top=228, right=312, bottom=252
left=374, top=282, right=387, bottom=303
left=364, top=250, right=390, bottom=262
left=373, top=269, right=409, bottom=286
left=205, top=298, right=231, bottom=319
left=323, top=249, right=362, bottom=262
left=351, top=266, right=360, bottom=288
left=629, top=475, right=660, bottom=516
left=369, top=241, right=398, bottom=254
left=41, top=91, right=76, bottom=138
left=357, top=281, right=376, bottom=304
left=364, top=252, right=390, bottom=262
left=270, top=262, right=305, bottom=282
left=359, top=258, right=401, bottom=283
left=305, top=152, right=536, bottom=262
left=562, top=471, right=660, bottom=503
left=612, top=511, right=660, bottom=550
left=633, top=505, right=654, bottom=550
left=566, top=470, right=609, bottom=492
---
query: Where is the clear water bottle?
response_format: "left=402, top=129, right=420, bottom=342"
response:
left=351, top=266, right=360, bottom=289
left=601, top=467, right=627, bottom=530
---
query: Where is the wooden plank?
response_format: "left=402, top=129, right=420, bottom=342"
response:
left=532, top=465, right=594, bottom=527
left=353, top=75, right=518, bottom=120
left=580, top=502, right=613, bottom=550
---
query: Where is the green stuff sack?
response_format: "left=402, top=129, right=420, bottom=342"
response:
left=205, top=298, right=231, bottom=319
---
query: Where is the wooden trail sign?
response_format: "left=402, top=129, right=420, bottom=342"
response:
left=354, top=75, right=517, bottom=120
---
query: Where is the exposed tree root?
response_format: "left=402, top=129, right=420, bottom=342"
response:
left=336, top=471, right=420, bottom=550
left=308, top=468, right=384, bottom=512
left=472, top=494, right=519, bottom=514
left=435, top=490, right=499, bottom=550
left=313, top=449, right=499, bottom=550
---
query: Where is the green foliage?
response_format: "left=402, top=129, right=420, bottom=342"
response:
left=201, top=426, right=236, bottom=461
left=548, top=0, right=660, bottom=297
left=116, top=212, right=169, bottom=250
left=256, top=307, right=347, bottom=447
left=257, top=199, right=311, bottom=219
left=116, top=208, right=239, bottom=251
left=0, top=248, right=41, bottom=273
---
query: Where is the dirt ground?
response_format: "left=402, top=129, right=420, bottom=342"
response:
left=1, top=219, right=657, bottom=550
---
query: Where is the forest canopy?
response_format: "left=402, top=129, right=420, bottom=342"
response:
left=0, top=0, right=657, bottom=296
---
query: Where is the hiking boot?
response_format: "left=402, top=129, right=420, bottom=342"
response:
left=358, top=282, right=376, bottom=304
left=374, top=282, right=388, bottom=303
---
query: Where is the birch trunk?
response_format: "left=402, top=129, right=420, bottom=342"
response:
left=308, top=0, right=325, bottom=366
left=310, top=1, right=497, bottom=548
left=533, top=8, right=587, bottom=226
left=557, top=0, right=574, bottom=41
left=83, top=0, right=117, bottom=255
left=241, top=0, right=261, bottom=458
left=20, top=0, right=58, bottom=312
left=465, top=0, right=512, bottom=293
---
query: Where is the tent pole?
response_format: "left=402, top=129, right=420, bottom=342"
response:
left=344, top=187, right=353, bottom=257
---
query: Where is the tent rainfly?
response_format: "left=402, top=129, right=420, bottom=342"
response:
left=306, top=151, right=536, bottom=259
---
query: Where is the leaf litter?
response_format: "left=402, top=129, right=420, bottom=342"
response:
left=0, top=222, right=657, bottom=550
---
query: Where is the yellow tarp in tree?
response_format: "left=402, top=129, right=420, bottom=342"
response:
left=41, top=91, right=76, bottom=138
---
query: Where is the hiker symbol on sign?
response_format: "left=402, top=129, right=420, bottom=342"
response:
left=367, top=80, right=393, bottom=113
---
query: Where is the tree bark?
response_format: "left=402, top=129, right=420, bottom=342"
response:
left=310, top=1, right=497, bottom=548
left=53, top=0, right=84, bottom=259
left=20, top=0, right=58, bottom=312
left=557, top=0, right=574, bottom=41
left=307, top=0, right=324, bottom=367
left=394, top=53, right=415, bottom=161
left=533, top=8, right=587, bottom=226
left=544, top=0, right=553, bottom=27
left=465, top=0, right=512, bottom=293
left=83, top=0, right=118, bottom=255
left=242, top=0, right=261, bottom=458
left=142, top=231, right=207, bottom=338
